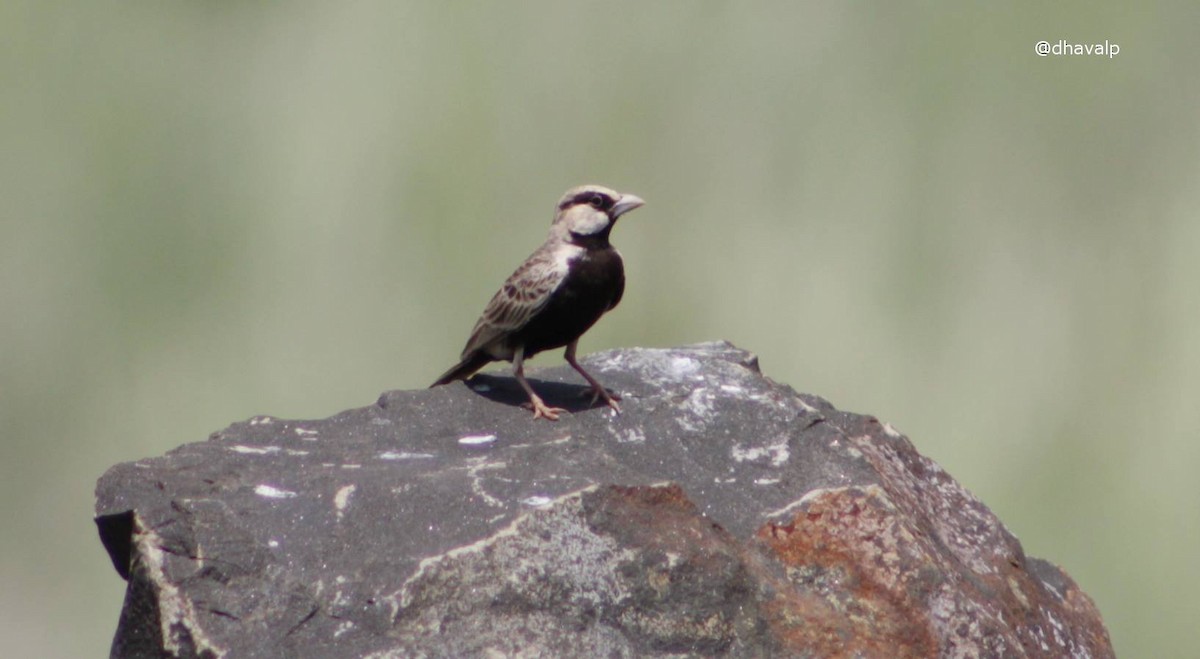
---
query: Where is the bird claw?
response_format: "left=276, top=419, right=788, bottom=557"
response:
left=521, top=398, right=568, bottom=421
left=582, top=386, right=622, bottom=414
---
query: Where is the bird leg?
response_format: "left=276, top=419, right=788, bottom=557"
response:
left=513, top=346, right=567, bottom=421
left=565, top=341, right=621, bottom=414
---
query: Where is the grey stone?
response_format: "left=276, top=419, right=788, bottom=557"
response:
left=95, top=342, right=1113, bottom=658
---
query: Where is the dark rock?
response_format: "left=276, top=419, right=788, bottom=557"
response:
left=95, top=342, right=1113, bottom=658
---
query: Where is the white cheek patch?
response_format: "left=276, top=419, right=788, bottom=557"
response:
left=569, top=209, right=611, bottom=236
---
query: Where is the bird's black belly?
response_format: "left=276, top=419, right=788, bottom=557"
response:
left=514, top=248, right=624, bottom=357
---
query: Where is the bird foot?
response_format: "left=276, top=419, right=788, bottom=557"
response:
left=521, top=397, right=568, bottom=421
left=581, top=386, right=622, bottom=414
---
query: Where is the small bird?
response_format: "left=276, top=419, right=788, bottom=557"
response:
left=430, top=185, right=645, bottom=420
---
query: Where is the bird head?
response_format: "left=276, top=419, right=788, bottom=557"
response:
left=551, top=185, right=645, bottom=242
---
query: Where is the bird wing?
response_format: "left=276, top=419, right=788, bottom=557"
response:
left=460, top=245, right=571, bottom=358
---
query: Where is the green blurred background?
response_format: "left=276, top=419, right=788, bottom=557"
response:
left=3, top=2, right=1194, bottom=656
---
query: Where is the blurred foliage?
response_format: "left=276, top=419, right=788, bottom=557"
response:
left=2, top=2, right=1196, bottom=656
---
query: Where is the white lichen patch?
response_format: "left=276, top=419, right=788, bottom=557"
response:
left=510, top=435, right=573, bottom=450
left=379, top=451, right=436, bottom=460
left=928, top=584, right=1002, bottom=658
left=294, top=427, right=319, bottom=437
left=794, top=397, right=820, bottom=414
left=763, top=485, right=882, bottom=521
left=753, top=477, right=781, bottom=485
left=229, top=445, right=280, bottom=455
left=669, top=355, right=702, bottom=379
left=334, top=484, right=356, bottom=521
left=229, top=445, right=309, bottom=457
left=458, top=434, right=497, bottom=446
left=730, top=437, right=790, bottom=467
left=676, top=388, right=718, bottom=431
left=882, top=422, right=903, bottom=438
left=521, top=495, right=553, bottom=507
left=1045, top=609, right=1067, bottom=648
left=467, top=460, right=506, bottom=508
left=249, top=416, right=274, bottom=426
left=598, top=349, right=705, bottom=389
left=613, top=427, right=646, bottom=444
left=763, top=497, right=806, bottom=521
left=848, top=433, right=1009, bottom=576
left=684, top=387, right=717, bottom=416
left=254, top=484, right=298, bottom=499
left=1007, top=575, right=1030, bottom=608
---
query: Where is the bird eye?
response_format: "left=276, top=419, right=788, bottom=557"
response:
left=589, top=194, right=605, bottom=209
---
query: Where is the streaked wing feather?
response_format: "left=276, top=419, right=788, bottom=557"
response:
left=460, top=248, right=568, bottom=357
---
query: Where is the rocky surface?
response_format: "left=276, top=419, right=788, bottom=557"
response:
left=94, top=342, right=1113, bottom=658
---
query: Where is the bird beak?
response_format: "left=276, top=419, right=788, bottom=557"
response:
left=610, top=194, right=645, bottom=219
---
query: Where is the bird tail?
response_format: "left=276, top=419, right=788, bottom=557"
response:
left=430, top=352, right=493, bottom=387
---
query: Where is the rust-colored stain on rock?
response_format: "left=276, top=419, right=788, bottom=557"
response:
left=754, top=452, right=1112, bottom=659
left=758, top=486, right=938, bottom=658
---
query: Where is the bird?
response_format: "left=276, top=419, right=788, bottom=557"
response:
left=430, top=185, right=645, bottom=420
